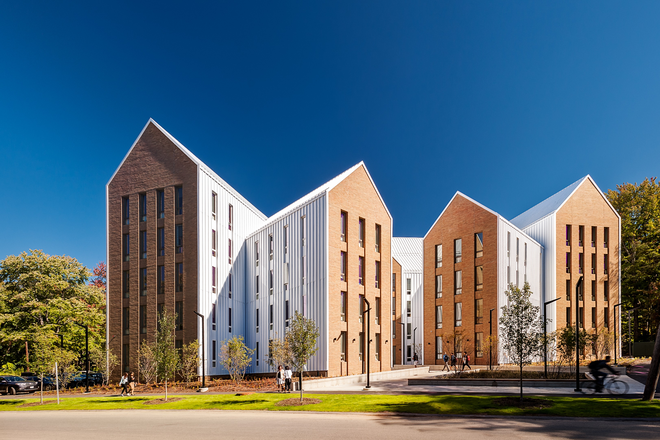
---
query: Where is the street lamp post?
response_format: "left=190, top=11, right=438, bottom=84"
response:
left=413, top=327, right=417, bottom=366
left=489, top=308, right=495, bottom=371
left=613, top=303, right=622, bottom=365
left=626, top=307, right=639, bottom=358
left=544, top=297, right=562, bottom=379
left=362, top=297, right=371, bottom=389
left=193, top=311, right=208, bottom=392
left=574, top=276, right=583, bottom=392
left=74, top=323, right=90, bottom=393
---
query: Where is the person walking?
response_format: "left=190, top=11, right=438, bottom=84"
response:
left=129, top=372, right=137, bottom=396
left=450, top=353, right=457, bottom=371
left=463, top=352, right=471, bottom=370
left=413, top=352, right=419, bottom=368
left=442, top=352, right=450, bottom=371
left=119, top=373, right=129, bottom=397
left=276, top=365, right=284, bottom=392
left=284, top=366, right=293, bottom=393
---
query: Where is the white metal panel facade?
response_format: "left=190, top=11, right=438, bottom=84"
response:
left=244, top=193, right=328, bottom=374
left=197, top=168, right=266, bottom=376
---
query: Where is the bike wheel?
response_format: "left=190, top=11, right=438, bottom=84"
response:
left=582, top=381, right=597, bottom=395
left=607, top=379, right=629, bottom=396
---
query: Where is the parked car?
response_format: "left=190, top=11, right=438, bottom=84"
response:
left=67, top=372, right=103, bottom=388
left=0, top=376, right=39, bottom=395
left=20, top=374, right=60, bottom=391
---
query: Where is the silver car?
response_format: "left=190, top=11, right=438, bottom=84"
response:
left=0, top=376, right=39, bottom=395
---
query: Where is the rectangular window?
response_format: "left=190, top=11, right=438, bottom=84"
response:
left=475, top=298, right=483, bottom=324
left=454, top=238, right=462, bottom=263
left=566, top=252, right=571, bottom=273
left=454, top=270, right=462, bottom=295
left=256, top=309, right=259, bottom=333
left=566, top=279, right=571, bottom=301
left=269, top=270, right=273, bottom=295
left=476, top=332, right=484, bottom=357
left=436, top=336, right=443, bottom=360
left=140, top=231, right=147, bottom=259
left=284, top=225, right=288, bottom=253
left=406, top=300, right=411, bottom=318
left=579, top=225, right=584, bottom=247
left=566, top=307, right=571, bottom=327
left=579, top=307, right=584, bottom=329
left=228, top=204, right=233, bottom=230
left=591, top=280, right=596, bottom=301
left=339, top=292, right=346, bottom=322
left=435, top=244, right=442, bottom=268
left=122, top=197, right=130, bottom=225
left=301, top=254, right=306, bottom=285
left=375, top=261, right=380, bottom=288
left=475, top=232, right=484, bottom=258
left=212, top=266, right=216, bottom=292
left=406, top=278, right=411, bottom=294
left=158, top=228, right=165, bottom=256
left=359, top=217, right=365, bottom=247
left=256, top=342, right=259, bottom=366
left=122, top=344, right=129, bottom=373
left=604, top=254, right=609, bottom=275
left=456, top=335, right=463, bottom=353
left=591, top=253, right=596, bottom=274
left=375, top=224, right=381, bottom=253
left=228, top=238, right=232, bottom=264
left=340, top=332, right=347, bottom=361
left=475, top=266, right=483, bottom=291
left=228, top=272, right=232, bottom=298
left=256, top=275, right=259, bottom=296
left=176, top=263, right=183, bottom=292
left=436, top=305, right=443, bottom=329
left=524, top=243, right=527, bottom=266
left=406, top=323, right=411, bottom=340
left=591, top=226, right=597, bottom=247
left=375, top=297, right=380, bottom=325
left=211, top=192, right=217, bottom=216
left=212, top=341, right=216, bottom=366
left=455, top=302, right=462, bottom=327
left=229, top=307, right=232, bottom=333
left=360, top=295, right=365, bottom=323
left=604, top=280, right=609, bottom=302
left=123, top=307, right=129, bottom=335
left=175, top=301, right=183, bottom=330
left=358, top=256, right=364, bottom=285
left=578, top=253, right=583, bottom=274
left=392, top=273, right=397, bottom=294
left=566, top=225, right=571, bottom=246
left=341, top=211, right=347, bottom=242
left=516, top=238, right=520, bottom=262
left=507, top=232, right=511, bottom=257
left=301, top=216, right=306, bottom=246
left=604, top=227, right=609, bottom=248
left=255, top=242, right=259, bottom=266
left=392, top=320, right=396, bottom=338
left=140, top=305, right=147, bottom=334
left=211, top=229, right=216, bottom=256
left=604, top=307, right=609, bottom=328
left=123, top=234, right=130, bottom=262
left=157, top=304, right=164, bottom=331
left=435, top=274, right=442, bottom=298
left=591, top=307, right=596, bottom=328
left=123, top=270, right=130, bottom=298
left=212, top=303, right=216, bottom=330
left=175, top=224, right=183, bottom=254
left=375, top=333, right=380, bottom=361
left=269, top=304, right=273, bottom=330
left=285, top=300, right=289, bottom=327
left=175, top=186, right=183, bottom=215
left=157, top=190, right=165, bottom=219
left=340, top=252, right=347, bottom=281
left=140, top=193, right=147, bottom=222
left=155, top=265, right=163, bottom=294
left=269, top=235, right=273, bottom=259
left=406, top=345, right=412, bottom=361
left=140, top=268, right=147, bottom=296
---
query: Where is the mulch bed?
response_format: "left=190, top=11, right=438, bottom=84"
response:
left=275, top=398, right=322, bottom=407
left=20, top=400, right=56, bottom=407
left=493, top=397, right=554, bottom=409
left=143, top=397, right=184, bottom=405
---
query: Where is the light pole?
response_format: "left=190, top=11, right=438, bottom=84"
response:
left=544, top=297, right=561, bottom=379
left=574, top=276, right=583, bottom=392
left=413, top=327, right=417, bottom=366
left=626, top=307, right=639, bottom=357
left=613, top=303, right=622, bottom=365
left=193, top=311, right=208, bottom=392
left=74, top=323, right=90, bottom=393
left=362, top=297, right=371, bottom=389
left=489, top=308, right=495, bottom=370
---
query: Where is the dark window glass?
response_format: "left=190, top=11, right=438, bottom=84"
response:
left=175, top=301, right=183, bottom=330
left=140, top=305, right=147, bottom=334
left=158, top=228, right=165, bottom=256
left=175, top=224, right=183, bottom=253
left=176, top=263, right=183, bottom=292
left=123, top=234, right=130, bottom=262
left=140, top=268, right=147, bottom=296
left=157, top=190, right=165, bottom=218
left=123, top=270, right=130, bottom=298
left=140, top=231, right=147, bottom=259
left=123, top=197, right=130, bottom=225
left=175, top=186, right=183, bottom=215
left=475, top=232, right=483, bottom=258
left=158, top=266, right=164, bottom=294
left=140, top=193, right=147, bottom=222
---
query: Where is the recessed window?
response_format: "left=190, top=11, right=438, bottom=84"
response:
left=578, top=225, right=584, bottom=247
left=566, top=252, right=571, bottom=273
left=375, top=261, right=380, bottom=288
left=256, top=342, right=259, bottom=366
left=454, top=270, right=462, bottom=295
left=122, top=197, right=130, bottom=225
left=579, top=307, right=584, bottom=329
left=212, top=266, right=216, bottom=292
left=516, top=238, right=519, bottom=262
left=454, top=238, right=462, bottom=263
left=140, top=268, right=147, bottom=296
left=284, top=225, right=288, bottom=254
left=406, top=278, right=411, bottom=294
left=476, top=332, right=483, bottom=357
left=591, top=280, right=596, bottom=301
left=256, top=275, right=259, bottom=296
left=140, top=231, right=147, bottom=259
left=578, top=253, right=583, bottom=274
left=475, top=232, right=483, bottom=258
left=375, top=224, right=381, bottom=253
left=604, top=280, right=609, bottom=302
left=228, top=204, right=233, bottom=230
left=139, top=193, right=147, bottom=222
left=360, top=332, right=365, bottom=360
left=591, top=307, right=596, bottom=328
left=604, top=254, right=609, bottom=275
left=123, top=234, right=130, bottom=262
left=229, top=307, right=232, bottom=333
left=140, top=305, right=147, bottom=334
left=269, top=269, right=273, bottom=295
left=123, top=270, right=130, bottom=298
left=301, top=216, right=306, bottom=246
left=566, top=307, right=571, bottom=327
left=375, top=297, right=380, bottom=325
left=507, top=232, right=511, bottom=258
left=176, top=263, right=183, bottom=292
left=269, top=304, right=273, bottom=331
left=341, top=211, right=347, bottom=242
left=123, top=307, right=129, bottom=335
left=435, top=244, right=442, bottom=268
left=591, top=253, right=596, bottom=274
left=212, top=340, right=216, bottom=367
left=375, top=333, right=380, bottom=361
left=475, top=266, right=483, bottom=291
left=340, top=332, right=347, bottom=361
left=360, top=295, right=365, bottom=323
left=175, top=301, right=183, bottom=330
left=406, top=300, right=411, bottom=318
left=158, top=266, right=164, bottom=294
left=255, top=242, right=259, bottom=266
left=211, top=192, right=217, bottom=217
left=358, top=256, right=364, bottom=285
left=604, top=227, right=609, bottom=248
left=436, top=336, right=443, bottom=360
left=228, top=272, right=232, bottom=298
left=158, top=228, right=165, bottom=256
left=359, top=218, right=365, bottom=247
left=604, top=307, right=609, bottom=328
left=591, top=226, right=597, bottom=247
left=407, top=323, right=412, bottom=340
left=475, top=298, right=483, bottom=324
left=256, top=309, right=259, bottom=333
left=157, top=190, right=165, bottom=219
left=228, top=238, right=232, bottom=264
left=455, top=302, right=462, bottom=327
left=340, top=292, right=346, bottom=321
left=285, top=300, right=290, bottom=327
left=175, top=186, right=183, bottom=216
left=435, top=274, right=442, bottom=298
left=436, top=305, right=443, bottom=329
left=269, top=235, right=273, bottom=259
left=175, top=224, right=183, bottom=254
left=211, top=229, right=216, bottom=256
left=566, top=225, right=572, bottom=246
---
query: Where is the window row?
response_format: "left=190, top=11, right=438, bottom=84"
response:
left=210, top=192, right=233, bottom=231
left=435, top=332, right=484, bottom=359
left=340, top=212, right=382, bottom=252
left=565, top=279, right=610, bottom=302
left=565, top=306, right=610, bottom=329
left=339, top=293, right=381, bottom=325
left=434, top=233, right=484, bottom=268
left=122, top=301, right=184, bottom=336
left=122, top=188, right=183, bottom=226
left=122, top=226, right=183, bottom=262
left=435, top=299, right=486, bottom=330
left=339, top=252, right=383, bottom=288
left=254, top=301, right=291, bottom=334
left=337, top=331, right=382, bottom=362
left=565, top=225, right=610, bottom=248
left=121, top=264, right=184, bottom=298
left=565, top=252, right=609, bottom=275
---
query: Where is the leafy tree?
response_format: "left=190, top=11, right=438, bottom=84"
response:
left=89, top=345, right=118, bottom=386
left=286, top=311, right=319, bottom=402
left=555, top=325, right=589, bottom=374
left=607, top=178, right=660, bottom=343
left=267, top=335, right=291, bottom=371
left=155, top=310, right=178, bottom=401
left=220, top=336, right=254, bottom=386
left=482, top=334, right=499, bottom=370
left=178, top=340, right=200, bottom=386
left=138, top=342, right=158, bottom=385
left=499, top=282, right=545, bottom=401
left=0, top=363, right=21, bottom=376
left=0, top=251, right=106, bottom=369
left=589, top=328, right=614, bottom=360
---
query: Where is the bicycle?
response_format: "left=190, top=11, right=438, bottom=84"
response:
left=581, top=374, right=629, bottom=395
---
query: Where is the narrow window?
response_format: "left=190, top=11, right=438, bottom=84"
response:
left=604, top=227, right=609, bottom=248
left=140, top=305, right=147, bottom=334
left=176, top=263, right=183, bottom=292
left=375, top=297, right=380, bottom=325
left=476, top=332, right=484, bottom=357
left=591, top=280, right=596, bottom=301
left=604, top=254, right=609, bottom=275
left=123, top=270, right=130, bottom=298
left=566, top=225, right=572, bottom=246
left=283, top=225, right=288, bottom=253
left=604, top=280, right=609, bottom=302
left=122, top=197, right=130, bottom=225
left=269, top=304, right=273, bottom=330
left=407, top=323, right=412, bottom=340
left=175, top=301, right=183, bottom=330
left=139, top=193, right=147, bottom=222
left=269, top=234, right=273, bottom=259
left=435, top=244, right=442, bottom=268
left=256, top=309, right=259, bottom=333
left=435, top=274, right=442, bottom=298
left=228, top=238, right=232, bottom=264
left=212, top=266, right=216, bottom=292
left=359, top=218, right=365, bottom=247
left=475, top=232, right=483, bottom=258
left=475, top=266, right=483, bottom=291
left=604, top=307, right=610, bottom=328
left=392, top=320, right=396, bottom=339
left=158, top=228, right=165, bottom=256
left=436, top=336, right=443, bottom=360
left=406, top=300, right=411, bottom=318
left=436, top=305, right=443, bottom=329
left=285, top=300, right=290, bottom=327
left=140, top=268, right=147, bottom=296
left=406, top=278, right=411, bottom=294
left=454, top=270, right=462, bottom=295
left=175, top=224, right=183, bottom=254
left=255, top=242, right=259, bottom=266
left=358, top=256, right=364, bottom=285
left=340, top=292, right=346, bottom=321
left=228, top=204, right=233, bottom=230
left=455, top=302, right=462, bottom=327
left=566, top=307, right=571, bottom=327
left=375, top=333, right=381, bottom=361
left=228, top=272, right=232, bottom=298
left=579, top=307, right=584, bottom=329
left=360, top=295, right=365, bottom=322
left=375, top=261, right=380, bottom=288
left=122, top=344, right=129, bottom=373
left=566, top=252, right=571, bottom=273
left=140, top=230, right=147, bottom=259
left=516, top=238, right=519, bottom=262
left=175, top=186, right=183, bottom=215
left=269, top=269, right=273, bottom=295
left=579, top=225, right=584, bottom=247
left=591, top=307, right=596, bottom=328
left=406, top=345, right=411, bottom=360
left=301, top=254, right=306, bottom=285
left=475, top=298, right=483, bottom=324
left=454, top=238, right=462, bottom=263
left=157, top=304, right=164, bottom=331
left=507, top=232, right=511, bottom=257
left=375, top=224, right=381, bottom=253
left=211, top=192, right=217, bottom=216
left=123, top=307, right=129, bottom=334
left=212, top=341, right=217, bottom=366
left=524, top=243, right=527, bottom=266
left=340, top=332, right=347, bottom=361
left=566, top=279, right=571, bottom=301
left=591, top=253, right=596, bottom=274
left=392, top=273, right=397, bottom=294
left=301, top=216, right=306, bottom=246
left=123, top=234, right=130, bottom=262
left=578, top=253, right=583, bottom=274
left=591, top=226, right=597, bottom=247
left=229, top=308, right=232, bottom=333
left=211, top=229, right=216, bottom=256
left=157, top=190, right=165, bottom=219
left=340, top=251, right=347, bottom=281
left=256, top=275, right=259, bottom=296
left=256, top=342, right=259, bottom=366
left=341, top=211, right=347, bottom=242
left=158, top=265, right=164, bottom=294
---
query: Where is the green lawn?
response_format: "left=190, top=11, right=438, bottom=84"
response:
left=1, top=393, right=659, bottom=418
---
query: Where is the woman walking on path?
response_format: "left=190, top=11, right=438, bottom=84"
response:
left=276, top=365, right=284, bottom=392
left=129, top=372, right=137, bottom=396
left=284, top=366, right=292, bottom=393
left=119, top=373, right=129, bottom=397
left=463, top=352, right=471, bottom=370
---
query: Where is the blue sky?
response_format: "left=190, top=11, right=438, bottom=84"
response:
left=2, top=1, right=659, bottom=270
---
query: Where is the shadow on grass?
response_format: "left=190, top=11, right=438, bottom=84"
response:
left=87, top=397, right=149, bottom=404
left=0, top=400, right=22, bottom=406
left=203, top=399, right=269, bottom=407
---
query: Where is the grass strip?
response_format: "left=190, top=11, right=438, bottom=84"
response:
left=1, top=394, right=659, bottom=418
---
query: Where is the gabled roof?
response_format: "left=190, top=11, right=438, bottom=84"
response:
left=392, top=237, right=423, bottom=272
left=108, top=119, right=266, bottom=220
left=510, top=175, right=619, bottom=229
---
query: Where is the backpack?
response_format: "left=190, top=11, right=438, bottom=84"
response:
left=588, top=360, right=599, bottom=370
left=443, top=354, right=448, bottom=362
left=467, top=355, right=470, bottom=362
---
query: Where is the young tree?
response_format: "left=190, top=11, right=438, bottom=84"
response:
left=482, top=334, right=499, bottom=370
left=285, top=311, right=320, bottom=402
left=178, top=340, right=200, bottom=386
left=89, top=345, right=118, bottom=386
left=137, top=342, right=158, bottom=385
left=155, top=310, right=178, bottom=401
left=499, top=282, right=545, bottom=401
left=220, top=336, right=254, bottom=386
left=267, top=335, right=291, bottom=371
left=556, top=325, right=589, bottom=374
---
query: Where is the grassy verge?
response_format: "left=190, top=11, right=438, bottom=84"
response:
left=1, top=393, right=659, bottom=418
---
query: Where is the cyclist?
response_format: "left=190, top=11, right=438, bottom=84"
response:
left=588, top=356, right=617, bottom=392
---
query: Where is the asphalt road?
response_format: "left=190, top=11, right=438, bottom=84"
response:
left=628, top=362, right=660, bottom=396
left=2, top=410, right=659, bottom=440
